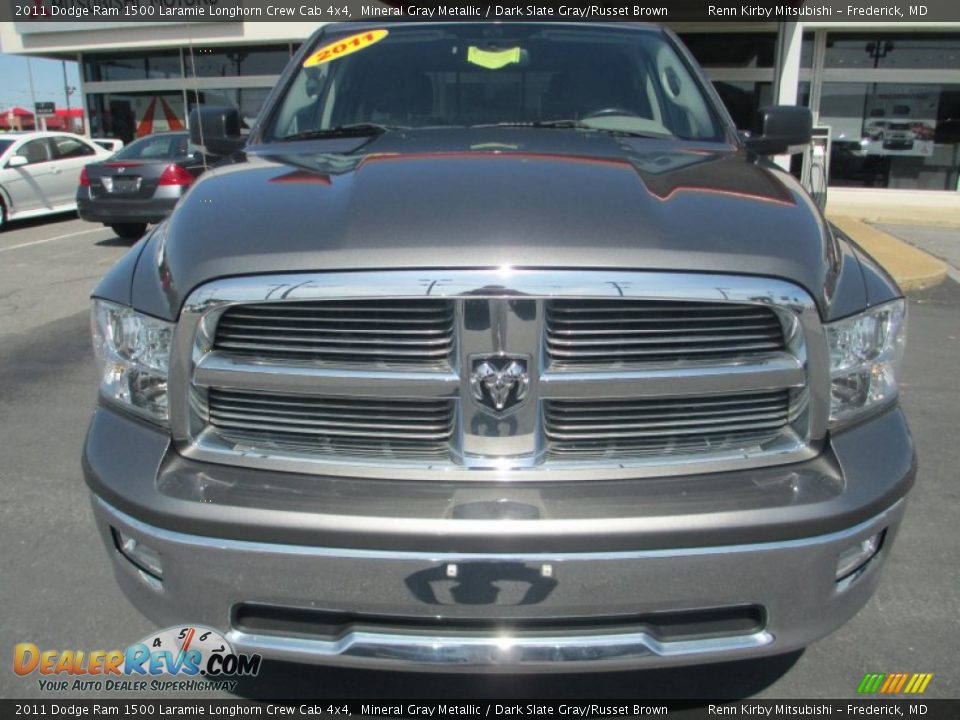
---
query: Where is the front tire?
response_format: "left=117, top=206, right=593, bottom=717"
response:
left=0, top=199, right=6, bottom=232
left=110, top=223, right=147, bottom=240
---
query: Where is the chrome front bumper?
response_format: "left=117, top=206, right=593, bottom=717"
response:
left=92, top=495, right=904, bottom=673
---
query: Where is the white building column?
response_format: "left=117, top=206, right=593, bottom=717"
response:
left=77, top=53, right=91, bottom=137
left=773, top=21, right=803, bottom=170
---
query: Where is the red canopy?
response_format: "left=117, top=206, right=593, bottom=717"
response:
left=1, top=106, right=84, bottom=131
left=1, top=107, right=84, bottom=119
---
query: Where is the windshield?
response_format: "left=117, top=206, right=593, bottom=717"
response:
left=112, top=133, right=189, bottom=160
left=0, top=139, right=14, bottom=157
left=266, top=25, right=724, bottom=142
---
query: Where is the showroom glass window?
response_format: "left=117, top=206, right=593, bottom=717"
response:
left=86, top=91, right=187, bottom=144
left=820, top=82, right=960, bottom=191
left=825, top=33, right=960, bottom=69
left=83, top=50, right=182, bottom=82
left=819, top=32, right=960, bottom=191
left=187, top=45, right=291, bottom=77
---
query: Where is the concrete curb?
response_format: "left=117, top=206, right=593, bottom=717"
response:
left=827, top=189, right=960, bottom=230
left=828, top=215, right=949, bottom=293
left=846, top=215, right=960, bottom=229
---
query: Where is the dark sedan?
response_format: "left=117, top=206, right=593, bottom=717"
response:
left=77, top=131, right=206, bottom=240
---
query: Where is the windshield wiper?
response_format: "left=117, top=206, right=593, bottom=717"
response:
left=473, top=120, right=593, bottom=130
left=278, top=123, right=405, bottom=142
left=472, top=120, right=669, bottom=139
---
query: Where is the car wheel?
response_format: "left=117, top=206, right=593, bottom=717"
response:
left=0, top=199, right=6, bottom=232
left=110, top=223, right=147, bottom=240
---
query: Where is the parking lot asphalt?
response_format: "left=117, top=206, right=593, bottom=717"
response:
left=0, top=214, right=957, bottom=701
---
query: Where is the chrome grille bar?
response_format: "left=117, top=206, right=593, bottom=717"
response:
left=546, top=299, right=785, bottom=366
left=194, top=353, right=460, bottom=399
left=545, top=390, right=794, bottom=442
left=214, top=299, right=455, bottom=364
left=539, top=354, right=804, bottom=399
left=207, top=389, right=455, bottom=456
left=169, top=270, right=828, bottom=481
left=547, top=429, right=787, bottom=459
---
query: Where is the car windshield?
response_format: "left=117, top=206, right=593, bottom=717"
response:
left=0, top=139, right=14, bottom=156
left=266, top=25, right=724, bottom=142
left=112, top=134, right=189, bottom=160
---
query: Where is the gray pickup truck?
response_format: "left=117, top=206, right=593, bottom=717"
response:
left=84, top=22, right=914, bottom=673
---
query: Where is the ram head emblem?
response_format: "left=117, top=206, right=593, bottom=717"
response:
left=470, top=358, right=530, bottom=413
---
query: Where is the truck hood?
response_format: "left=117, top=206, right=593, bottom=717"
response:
left=136, top=129, right=847, bottom=318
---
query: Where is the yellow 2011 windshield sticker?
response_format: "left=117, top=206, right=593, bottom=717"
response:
left=303, top=29, right=389, bottom=68
left=467, top=46, right=522, bottom=70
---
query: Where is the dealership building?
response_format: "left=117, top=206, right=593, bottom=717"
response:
left=1, top=20, right=959, bottom=197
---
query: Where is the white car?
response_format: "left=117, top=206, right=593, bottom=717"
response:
left=0, top=131, right=113, bottom=230
left=881, top=122, right=917, bottom=150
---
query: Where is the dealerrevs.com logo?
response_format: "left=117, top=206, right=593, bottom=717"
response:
left=13, top=626, right=261, bottom=693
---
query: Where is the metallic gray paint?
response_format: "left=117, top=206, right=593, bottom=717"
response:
left=91, top=493, right=904, bottom=672
left=124, top=133, right=861, bottom=322
left=83, top=403, right=914, bottom=553
left=827, top=233, right=879, bottom=320
left=90, top=235, right=150, bottom=308
left=843, top=233, right=903, bottom=310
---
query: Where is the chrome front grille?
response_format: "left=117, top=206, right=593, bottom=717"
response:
left=172, top=270, right=827, bottom=480
left=546, top=300, right=785, bottom=367
left=214, top=299, right=455, bottom=366
left=207, top=389, right=454, bottom=459
left=545, top=390, right=800, bottom=460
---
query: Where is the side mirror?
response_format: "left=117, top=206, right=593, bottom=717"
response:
left=7, top=155, right=28, bottom=168
left=744, top=106, right=813, bottom=155
left=188, top=106, right=244, bottom=157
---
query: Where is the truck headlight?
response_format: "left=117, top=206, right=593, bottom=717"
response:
left=826, top=299, right=907, bottom=426
left=91, top=299, right=174, bottom=425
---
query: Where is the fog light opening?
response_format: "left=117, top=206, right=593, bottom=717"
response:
left=836, top=529, right=886, bottom=584
left=111, top=527, right=164, bottom=581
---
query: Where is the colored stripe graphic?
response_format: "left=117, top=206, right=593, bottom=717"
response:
left=893, top=674, right=909, bottom=693
left=879, top=674, right=897, bottom=693
left=858, top=672, right=932, bottom=694
left=858, top=673, right=885, bottom=693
